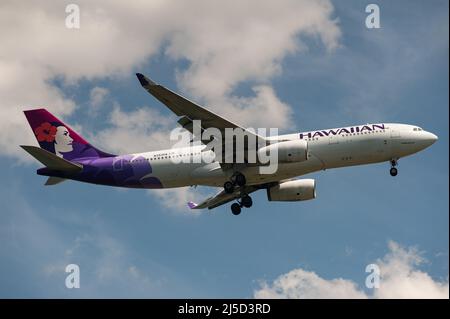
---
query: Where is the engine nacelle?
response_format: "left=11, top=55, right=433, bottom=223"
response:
left=267, top=179, right=316, bottom=201
left=258, top=140, right=308, bottom=163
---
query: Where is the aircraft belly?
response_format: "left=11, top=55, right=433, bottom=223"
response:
left=150, top=161, right=225, bottom=188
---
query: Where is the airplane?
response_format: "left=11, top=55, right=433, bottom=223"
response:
left=21, top=73, right=438, bottom=215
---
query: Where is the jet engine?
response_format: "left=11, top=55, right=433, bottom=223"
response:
left=257, top=140, right=308, bottom=163
left=267, top=179, right=316, bottom=201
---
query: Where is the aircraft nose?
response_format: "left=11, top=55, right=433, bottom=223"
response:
left=424, top=132, right=438, bottom=146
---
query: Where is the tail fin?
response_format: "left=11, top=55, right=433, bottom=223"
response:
left=23, top=108, right=114, bottom=161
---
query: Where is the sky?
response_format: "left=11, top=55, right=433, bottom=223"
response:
left=0, top=0, right=448, bottom=298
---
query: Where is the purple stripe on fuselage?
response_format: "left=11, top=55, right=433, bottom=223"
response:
left=40, top=155, right=163, bottom=188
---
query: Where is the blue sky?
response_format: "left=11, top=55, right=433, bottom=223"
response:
left=0, top=0, right=448, bottom=298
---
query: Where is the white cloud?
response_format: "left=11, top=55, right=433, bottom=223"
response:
left=0, top=60, right=76, bottom=161
left=92, top=104, right=176, bottom=154
left=372, top=241, right=449, bottom=299
left=255, top=269, right=367, bottom=299
left=0, top=0, right=340, bottom=159
left=1, top=0, right=341, bottom=211
left=149, top=186, right=215, bottom=213
left=254, top=241, right=449, bottom=299
left=89, top=87, right=109, bottom=108
left=223, top=85, right=294, bottom=129
left=167, top=0, right=340, bottom=128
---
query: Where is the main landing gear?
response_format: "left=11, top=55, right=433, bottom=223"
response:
left=230, top=194, right=253, bottom=215
left=223, top=172, right=251, bottom=215
left=390, top=159, right=398, bottom=177
left=231, top=203, right=241, bottom=215
left=223, top=172, right=246, bottom=194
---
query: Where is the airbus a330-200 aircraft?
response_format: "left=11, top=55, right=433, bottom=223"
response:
left=21, top=73, right=438, bottom=215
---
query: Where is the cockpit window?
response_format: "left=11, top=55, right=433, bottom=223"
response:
left=413, top=127, right=423, bottom=131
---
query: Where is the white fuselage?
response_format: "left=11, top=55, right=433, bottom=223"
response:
left=125, top=123, right=438, bottom=188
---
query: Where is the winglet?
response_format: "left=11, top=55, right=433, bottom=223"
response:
left=136, top=73, right=157, bottom=87
left=187, top=201, right=198, bottom=209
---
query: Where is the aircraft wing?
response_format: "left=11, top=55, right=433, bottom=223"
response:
left=136, top=73, right=266, bottom=148
left=188, top=185, right=261, bottom=210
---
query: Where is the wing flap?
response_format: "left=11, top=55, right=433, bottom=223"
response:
left=188, top=185, right=260, bottom=210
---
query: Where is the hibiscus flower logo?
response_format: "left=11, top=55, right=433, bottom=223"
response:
left=34, top=122, right=57, bottom=142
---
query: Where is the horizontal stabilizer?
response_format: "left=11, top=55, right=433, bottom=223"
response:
left=20, top=145, right=82, bottom=172
left=45, top=176, right=67, bottom=185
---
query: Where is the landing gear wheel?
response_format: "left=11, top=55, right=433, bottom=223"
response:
left=224, top=181, right=234, bottom=194
left=241, top=195, right=253, bottom=208
left=390, top=167, right=398, bottom=177
left=231, top=203, right=241, bottom=215
left=235, top=173, right=246, bottom=187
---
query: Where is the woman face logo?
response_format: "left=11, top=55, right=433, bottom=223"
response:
left=34, top=122, right=74, bottom=158
left=54, top=126, right=73, bottom=154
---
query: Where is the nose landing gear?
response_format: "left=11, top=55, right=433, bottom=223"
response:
left=390, top=159, right=398, bottom=177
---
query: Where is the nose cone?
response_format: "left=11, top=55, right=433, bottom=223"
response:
left=428, top=132, right=438, bottom=143
left=423, top=132, right=438, bottom=147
